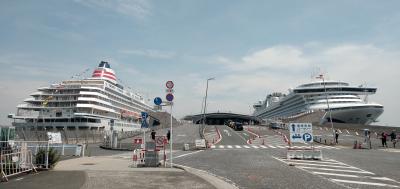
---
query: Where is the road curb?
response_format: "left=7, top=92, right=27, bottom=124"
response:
left=173, top=164, right=239, bottom=189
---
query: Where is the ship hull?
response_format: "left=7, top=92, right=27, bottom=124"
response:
left=322, top=106, right=384, bottom=125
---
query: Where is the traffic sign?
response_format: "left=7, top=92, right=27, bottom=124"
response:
left=289, top=123, right=313, bottom=143
left=166, top=81, right=174, bottom=89
left=166, top=93, right=174, bottom=101
left=154, top=97, right=162, bottom=105
left=155, top=136, right=166, bottom=147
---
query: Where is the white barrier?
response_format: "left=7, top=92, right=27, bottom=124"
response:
left=0, top=149, right=37, bottom=182
left=287, top=147, right=323, bottom=160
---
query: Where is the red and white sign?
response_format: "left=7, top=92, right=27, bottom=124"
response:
left=166, top=81, right=174, bottom=89
left=155, top=136, right=166, bottom=147
left=133, top=138, right=143, bottom=144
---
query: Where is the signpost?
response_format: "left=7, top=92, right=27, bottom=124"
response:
left=166, top=81, right=174, bottom=168
left=289, top=123, right=313, bottom=143
left=287, top=123, right=322, bottom=160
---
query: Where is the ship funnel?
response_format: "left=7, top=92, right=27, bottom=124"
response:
left=91, top=61, right=117, bottom=84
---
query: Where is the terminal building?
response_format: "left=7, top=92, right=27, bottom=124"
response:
left=183, top=112, right=261, bottom=125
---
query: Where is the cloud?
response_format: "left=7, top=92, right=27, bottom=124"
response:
left=190, top=43, right=400, bottom=126
left=76, top=0, right=152, bottom=19
left=119, top=49, right=176, bottom=59
left=215, top=46, right=310, bottom=73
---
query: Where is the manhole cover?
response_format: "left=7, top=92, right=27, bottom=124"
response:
left=81, top=163, right=96, bottom=166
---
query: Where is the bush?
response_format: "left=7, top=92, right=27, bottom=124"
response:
left=35, top=147, right=60, bottom=168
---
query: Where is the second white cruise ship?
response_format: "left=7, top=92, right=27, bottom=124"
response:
left=253, top=77, right=384, bottom=125
left=9, top=61, right=153, bottom=131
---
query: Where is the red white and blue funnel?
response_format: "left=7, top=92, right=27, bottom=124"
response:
left=91, top=61, right=117, bottom=84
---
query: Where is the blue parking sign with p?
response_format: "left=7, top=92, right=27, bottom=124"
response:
left=302, top=133, right=313, bottom=142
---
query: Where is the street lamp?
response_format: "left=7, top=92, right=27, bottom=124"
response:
left=316, top=74, right=335, bottom=142
left=202, top=77, right=215, bottom=127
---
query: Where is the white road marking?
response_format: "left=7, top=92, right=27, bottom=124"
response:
left=219, top=145, right=225, bottom=148
left=235, top=145, right=242, bottom=148
left=355, top=132, right=359, bottom=136
left=251, top=145, right=259, bottom=149
left=312, top=172, right=359, bottom=178
left=227, top=145, right=233, bottom=149
left=223, top=129, right=231, bottom=137
left=260, top=145, right=268, bottom=148
left=346, top=129, right=350, bottom=134
left=297, top=166, right=374, bottom=174
left=243, top=145, right=250, bottom=149
left=288, top=162, right=361, bottom=169
left=210, top=145, right=216, bottom=148
left=268, top=145, right=276, bottom=148
left=284, top=159, right=345, bottom=165
left=331, top=179, right=400, bottom=188
left=172, top=150, right=204, bottom=159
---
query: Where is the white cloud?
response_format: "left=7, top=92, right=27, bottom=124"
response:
left=76, top=0, right=152, bottom=19
left=119, top=49, right=176, bottom=59
left=214, top=46, right=311, bottom=74
left=193, top=43, right=400, bottom=126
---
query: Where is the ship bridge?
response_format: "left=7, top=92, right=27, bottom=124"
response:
left=183, top=112, right=261, bottom=125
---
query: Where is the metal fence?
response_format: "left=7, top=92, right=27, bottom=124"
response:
left=0, top=149, right=37, bottom=182
left=16, top=129, right=106, bottom=144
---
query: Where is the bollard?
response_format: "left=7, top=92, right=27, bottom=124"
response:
left=320, top=138, right=322, bottom=143
left=324, top=139, right=327, bottom=144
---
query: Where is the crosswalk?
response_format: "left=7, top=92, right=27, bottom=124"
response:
left=274, top=157, right=400, bottom=188
left=210, top=145, right=341, bottom=150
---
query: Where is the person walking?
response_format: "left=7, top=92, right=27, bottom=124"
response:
left=151, top=129, right=156, bottom=140
left=166, top=130, right=171, bottom=143
left=335, top=130, right=339, bottom=144
left=381, top=132, right=388, bottom=148
left=390, top=130, right=397, bottom=148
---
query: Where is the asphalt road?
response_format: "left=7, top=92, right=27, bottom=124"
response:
left=172, top=125, right=400, bottom=189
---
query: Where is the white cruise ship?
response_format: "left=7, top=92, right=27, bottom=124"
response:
left=8, top=61, right=153, bottom=131
left=253, top=79, right=384, bottom=125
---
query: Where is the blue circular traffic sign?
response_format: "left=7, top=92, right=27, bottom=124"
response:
left=154, top=97, right=162, bottom=105
left=302, top=133, right=313, bottom=142
left=166, top=93, right=174, bottom=101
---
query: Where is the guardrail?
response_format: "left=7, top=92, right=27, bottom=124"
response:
left=1, top=149, right=37, bottom=182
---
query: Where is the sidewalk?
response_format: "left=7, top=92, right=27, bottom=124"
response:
left=1, top=152, right=236, bottom=189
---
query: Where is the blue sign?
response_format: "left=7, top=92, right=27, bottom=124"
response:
left=141, top=112, right=149, bottom=128
left=302, top=133, right=313, bottom=142
left=166, top=93, right=174, bottom=102
left=154, top=97, right=162, bottom=105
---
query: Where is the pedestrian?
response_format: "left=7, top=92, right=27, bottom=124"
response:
left=390, top=130, right=397, bottom=148
left=335, top=130, right=339, bottom=144
left=166, top=130, right=170, bottom=143
left=151, top=129, right=156, bottom=140
left=381, top=132, right=388, bottom=148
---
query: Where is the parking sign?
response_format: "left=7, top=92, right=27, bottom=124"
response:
left=289, top=123, right=313, bottom=143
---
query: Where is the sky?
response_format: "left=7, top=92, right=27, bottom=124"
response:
left=1, top=0, right=399, bottom=126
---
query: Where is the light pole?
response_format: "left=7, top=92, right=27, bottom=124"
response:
left=202, top=77, right=215, bottom=127
left=317, top=74, right=335, bottom=142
